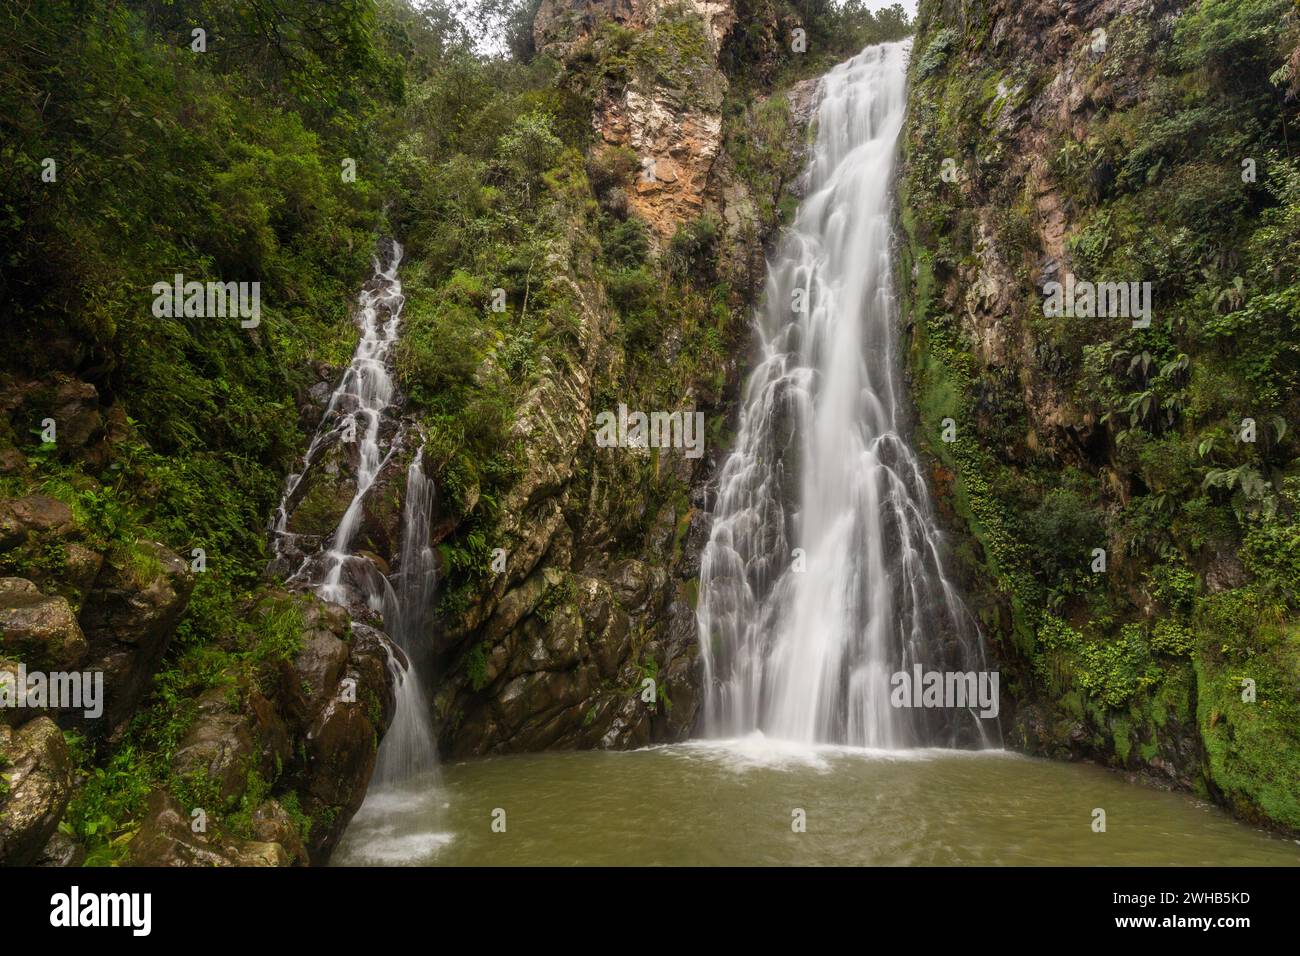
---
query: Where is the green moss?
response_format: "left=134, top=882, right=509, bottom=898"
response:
left=122, top=541, right=166, bottom=589
left=0, top=751, right=11, bottom=802
left=1111, top=716, right=1133, bottom=764
left=535, top=573, right=578, bottom=624
left=1196, top=642, right=1300, bottom=829
left=899, top=0, right=1300, bottom=833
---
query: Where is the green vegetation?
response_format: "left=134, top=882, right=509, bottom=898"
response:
left=901, top=0, right=1300, bottom=829
left=60, top=591, right=311, bottom=864
left=0, top=0, right=491, bottom=860
left=720, top=0, right=911, bottom=91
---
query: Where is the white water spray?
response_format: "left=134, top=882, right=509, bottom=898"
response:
left=696, top=42, right=996, bottom=749
left=375, top=448, right=438, bottom=782
left=269, top=239, right=438, bottom=780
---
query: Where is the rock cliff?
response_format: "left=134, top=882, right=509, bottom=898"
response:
left=415, top=0, right=829, bottom=757
left=0, top=429, right=396, bottom=865
left=898, top=0, right=1300, bottom=832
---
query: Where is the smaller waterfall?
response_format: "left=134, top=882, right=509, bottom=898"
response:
left=271, top=240, right=406, bottom=610
left=268, top=239, right=438, bottom=785
left=375, top=448, right=438, bottom=783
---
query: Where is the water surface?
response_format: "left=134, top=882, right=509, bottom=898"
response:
left=333, top=737, right=1300, bottom=866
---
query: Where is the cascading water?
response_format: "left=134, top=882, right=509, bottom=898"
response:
left=374, top=448, right=438, bottom=783
left=696, top=41, right=997, bottom=749
left=269, top=238, right=437, bottom=782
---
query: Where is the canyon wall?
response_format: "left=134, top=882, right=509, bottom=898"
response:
left=898, top=0, right=1300, bottom=832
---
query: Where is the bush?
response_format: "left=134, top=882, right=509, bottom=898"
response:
left=1023, top=485, right=1106, bottom=591
left=667, top=216, right=720, bottom=284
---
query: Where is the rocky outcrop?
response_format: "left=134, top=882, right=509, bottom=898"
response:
left=426, top=184, right=706, bottom=753
left=0, top=495, right=396, bottom=865
left=125, top=790, right=294, bottom=867
left=898, top=0, right=1300, bottom=832
left=0, top=505, right=194, bottom=738
left=0, top=496, right=102, bottom=610
left=124, top=591, right=396, bottom=866
left=0, top=717, right=74, bottom=865
left=77, top=541, right=195, bottom=733
left=536, top=0, right=737, bottom=241
left=0, top=496, right=204, bottom=862
left=410, top=0, right=823, bottom=759
left=0, top=577, right=88, bottom=677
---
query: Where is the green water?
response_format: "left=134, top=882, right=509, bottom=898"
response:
left=332, top=737, right=1300, bottom=866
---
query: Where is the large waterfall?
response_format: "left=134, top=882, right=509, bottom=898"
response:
left=696, top=41, right=996, bottom=749
left=269, top=239, right=437, bottom=781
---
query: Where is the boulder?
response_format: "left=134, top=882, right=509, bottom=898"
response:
left=124, top=790, right=291, bottom=867
left=0, top=717, right=74, bottom=865
left=170, top=687, right=257, bottom=803
left=249, top=800, right=308, bottom=866
left=0, top=495, right=76, bottom=550
left=0, top=498, right=102, bottom=608
left=49, top=378, right=104, bottom=451
left=35, top=829, right=86, bottom=867
left=77, top=541, right=195, bottom=732
left=0, top=580, right=89, bottom=675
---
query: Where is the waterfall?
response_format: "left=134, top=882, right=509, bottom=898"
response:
left=696, top=41, right=997, bottom=749
left=268, top=238, right=438, bottom=780
left=374, top=448, right=438, bottom=782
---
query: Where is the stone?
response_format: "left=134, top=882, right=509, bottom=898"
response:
left=0, top=585, right=89, bottom=673
left=50, top=378, right=103, bottom=450
left=76, top=541, right=195, bottom=732
left=249, top=800, right=309, bottom=866
left=170, top=687, right=256, bottom=803
left=35, top=829, right=86, bottom=867
left=124, top=790, right=290, bottom=867
left=0, top=448, right=27, bottom=475
left=0, top=717, right=74, bottom=865
left=0, top=495, right=76, bottom=550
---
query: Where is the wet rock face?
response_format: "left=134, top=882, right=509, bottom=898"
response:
left=268, top=602, right=396, bottom=861
left=438, top=543, right=702, bottom=757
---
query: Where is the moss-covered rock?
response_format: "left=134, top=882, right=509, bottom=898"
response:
left=0, top=716, right=74, bottom=865
left=898, top=0, right=1300, bottom=832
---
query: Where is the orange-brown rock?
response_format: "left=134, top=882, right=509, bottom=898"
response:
left=536, top=0, right=737, bottom=242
